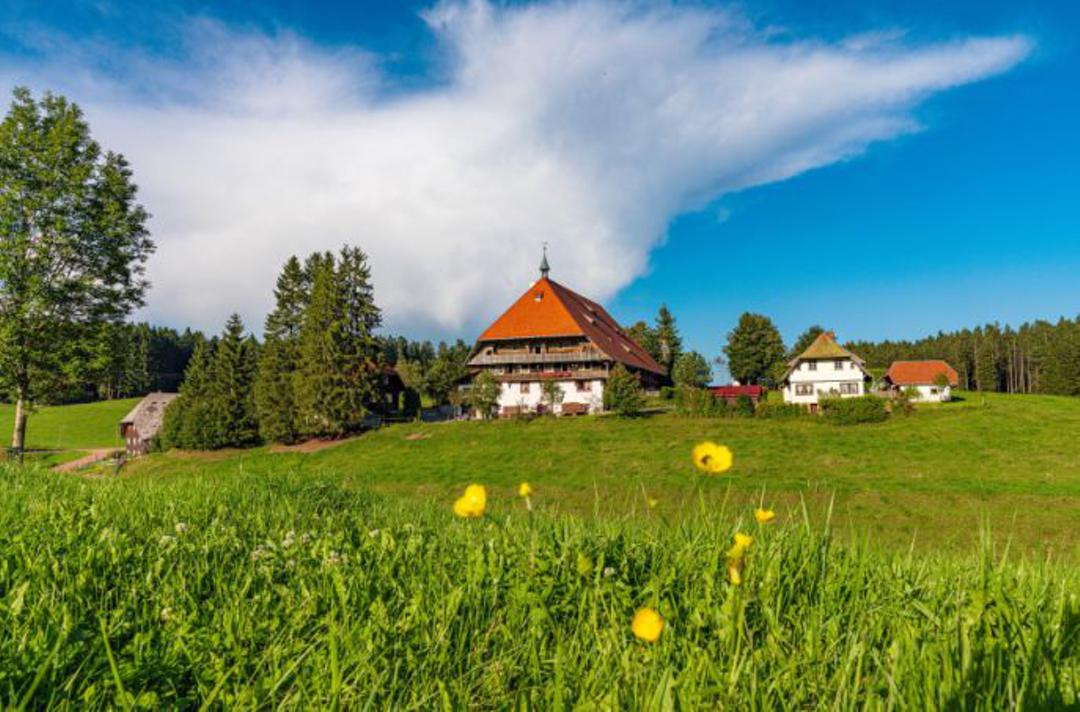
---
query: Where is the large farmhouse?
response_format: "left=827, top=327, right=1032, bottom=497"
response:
left=467, top=254, right=666, bottom=417
left=781, top=332, right=871, bottom=410
left=884, top=360, right=959, bottom=402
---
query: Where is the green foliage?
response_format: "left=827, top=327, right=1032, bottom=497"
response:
left=254, top=257, right=308, bottom=444
left=848, top=316, right=1080, bottom=397
left=820, top=395, right=889, bottom=425
left=468, top=371, right=501, bottom=419
left=653, top=305, right=682, bottom=376
left=0, top=87, right=154, bottom=448
left=671, top=351, right=711, bottom=388
left=603, top=364, right=645, bottom=417
left=294, top=248, right=383, bottom=438
left=754, top=402, right=806, bottom=419
left=731, top=394, right=756, bottom=418
left=894, top=387, right=919, bottom=416
left=162, top=317, right=258, bottom=450
left=932, top=371, right=951, bottom=389
left=207, top=315, right=259, bottom=448
left=723, top=313, right=786, bottom=387
left=539, top=379, right=564, bottom=414
left=673, top=386, right=717, bottom=417
left=0, top=463, right=1076, bottom=707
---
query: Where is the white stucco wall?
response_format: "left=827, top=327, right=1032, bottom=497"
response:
left=497, top=379, right=605, bottom=414
left=901, top=384, right=951, bottom=403
left=782, top=358, right=867, bottom=405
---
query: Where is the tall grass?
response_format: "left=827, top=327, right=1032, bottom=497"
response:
left=0, top=464, right=1076, bottom=708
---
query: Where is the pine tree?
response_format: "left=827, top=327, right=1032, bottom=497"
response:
left=206, top=314, right=259, bottom=448
left=296, top=256, right=361, bottom=437
left=788, top=325, right=825, bottom=359
left=254, top=256, right=306, bottom=444
left=161, top=336, right=213, bottom=449
left=653, top=305, right=682, bottom=377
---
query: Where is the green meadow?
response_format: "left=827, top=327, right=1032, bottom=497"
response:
left=0, top=398, right=138, bottom=451
left=0, top=392, right=1078, bottom=707
left=121, top=391, right=1080, bottom=556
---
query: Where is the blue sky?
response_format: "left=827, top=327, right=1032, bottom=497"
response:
left=1, top=1, right=1076, bottom=369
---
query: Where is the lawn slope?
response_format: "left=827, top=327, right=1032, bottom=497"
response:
left=0, top=398, right=138, bottom=450
left=124, top=392, right=1080, bottom=556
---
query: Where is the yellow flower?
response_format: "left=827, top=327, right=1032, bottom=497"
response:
left=577, top=553, right=593, bottom=576
left=733, top=532, right=754, bottom=549
left=646, top=497, right=660, bottom=510
left=453, top=484, right=487, bottom=518
left=754, top=508, right=776, bottom=524
left=691, top=442, right=733, bottom=474
left=728, top=562, right=743, bottom=585
left=631, top=607, right=664, bottom=642
left=518, top=482, right=533, bottom=498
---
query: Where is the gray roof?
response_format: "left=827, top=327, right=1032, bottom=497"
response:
left=120, top=392, right=178, bottom=439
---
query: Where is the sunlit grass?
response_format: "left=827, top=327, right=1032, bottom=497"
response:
left=0, top=464, right=1077, bottom=708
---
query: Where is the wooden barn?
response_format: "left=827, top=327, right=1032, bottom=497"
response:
left=119, top=392, right=178, bottom=456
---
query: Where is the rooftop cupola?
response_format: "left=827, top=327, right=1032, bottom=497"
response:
left=539, top=244, right=550, bottom=279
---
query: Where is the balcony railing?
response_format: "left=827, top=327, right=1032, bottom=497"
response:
left=468, top=349, right=608, bottom=366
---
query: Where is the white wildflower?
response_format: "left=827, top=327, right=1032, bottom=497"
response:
left=368, top=529, right=381, bottom=538
left=174, top=522, right=188, bottom=535
left=282, top=530, right=296, bottom=549
left=159, top=534, right=176, bottom=546
left=160, top=607, right=173, bottom=622
left=324, top=551, right=342, bottom=567
left=603, top=567, right=616, bottom=578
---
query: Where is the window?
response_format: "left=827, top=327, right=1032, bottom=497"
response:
left=806, top=361, right=817, bottom=371
left=795, top=384, right=814, bottom=396
left=839, top=382, right=859, bottom=395
left=576, top=380, right=591, bottom=392
left=520, top=382, right=531, bottom=394
left=834, top=360, right=845, bottom=370
left=930, top=387, right=939, bottom=395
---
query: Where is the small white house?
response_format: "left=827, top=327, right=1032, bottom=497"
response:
left=884, top=360, right=959, bottom=402
left=781, top=332, right=871, bottom=410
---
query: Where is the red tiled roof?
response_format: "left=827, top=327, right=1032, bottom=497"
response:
left=475, top=277, right=665, bottom=375
left=885, top=360, right=959, bottom=386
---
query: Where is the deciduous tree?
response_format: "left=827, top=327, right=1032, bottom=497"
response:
left=0, top=88, right=153, bottom=450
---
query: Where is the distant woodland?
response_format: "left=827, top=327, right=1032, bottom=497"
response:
left=848, top=316, right=1080, bottom=396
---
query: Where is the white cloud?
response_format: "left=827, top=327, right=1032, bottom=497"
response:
left=0, top=1, right=1030, bottom=338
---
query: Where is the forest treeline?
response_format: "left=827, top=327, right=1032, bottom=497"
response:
left=847, top=316, right=1080, bottom=396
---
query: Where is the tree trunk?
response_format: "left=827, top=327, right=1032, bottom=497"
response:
left=11, top=394, right=28, bottom=453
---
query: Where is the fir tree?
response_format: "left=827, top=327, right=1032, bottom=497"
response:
left=653, top=305, right=682, bottom=376
left=296, top=257, right=362, bottom=437
left=254, top=256, right=307, bottom=443
left=672, top=351, right=712, bottom=388
left=206, top=314, right=259, bottom=448
left=161, top=336, right=213, bottom=449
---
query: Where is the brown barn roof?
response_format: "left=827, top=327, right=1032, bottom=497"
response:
left=475, top=277, right=664, bottom=375
left=120, top=392, right=178, bottom=440
left=885, top=360, right=959, bottom=387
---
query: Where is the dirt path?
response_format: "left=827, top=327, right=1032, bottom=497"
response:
left=53, top=449, right=118, bottom=473
left=268, top=437, right=357, bottom=454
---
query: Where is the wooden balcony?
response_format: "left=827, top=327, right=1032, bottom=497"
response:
left=468, top=349, right=608, bottom=366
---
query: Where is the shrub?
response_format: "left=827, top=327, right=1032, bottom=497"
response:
left=603, top=364, right=645, bottom=417
left=674, top=386, right=716, bottom=417
left=755, top=402, right=806, bottom=419
left=820, top=395, right=889, bottom=425
left=731, top=394, right=756, bottom=418
left=659, top=386, right=675, bottom=401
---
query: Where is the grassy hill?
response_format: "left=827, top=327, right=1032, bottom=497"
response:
left=0, top=398, right=139, bottom=450
left=111, top=391, right=1080, bottom=557
left=1, top=392, right=1077, bottom=706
